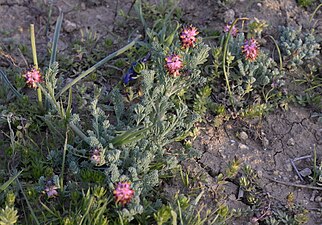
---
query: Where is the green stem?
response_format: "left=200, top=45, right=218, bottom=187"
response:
left=268, top=35, right=283, bottom=71
left=56, top=35, right=141, bottom=98
left=30, top=24, right=43, bottom=109
left=310, top=4, right=322, bottom=23
left=17, top=178, right=41, bottom=225
left=69, top=122, right=89, bottom=144
left=60, top=129, right=68, bottom=191
left=222, top=17, right=249, bottom=109
left=313, top=144, right=317, bottom=184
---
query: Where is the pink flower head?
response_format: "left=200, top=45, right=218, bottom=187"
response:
left=44, top=180, right=58, bottom=198
left=165, top=54, right=183, bottom=77
left=180, top=25, right=199, bottom=48
left=224, top=23, right=238, bottom=37
left=242, top=38, right=259, bottom=61
left=23, top=68, right=42, bottom=89
left=113, top=182, right=134, bottom=206
left=90, top=148, right=103, bottom=166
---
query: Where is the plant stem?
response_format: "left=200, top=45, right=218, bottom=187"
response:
left=60, top=129, right=68, bottom=191
left=30, top=24, right=43, bottom=109
left=222, top=18, right=248, bottom=109
left=17, top=178, right=41, bottom=225
left=313, top=144, right=317, bottom=184
left=310, top=4, right=322, bottom=23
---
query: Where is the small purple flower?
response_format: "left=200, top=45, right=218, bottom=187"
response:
left=165, top=54, right=183, bottom=77
left=242, top=38, right=259, bottom=61
left=123, top=53, right=150, bottom=85
left=224, top=22, right=238, bottom=37
left=123, top=63, right=137, bottom=84
left=180, top=25, right=199, bottom=48
left=113, top=181, right=135, bottom=206
left=90, top=148, right=103, bottom=166
left=23, top=67, right=42, bottom=89
left=44, top=180, right=58, bottom=198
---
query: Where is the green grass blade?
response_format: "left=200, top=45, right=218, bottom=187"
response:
left=0, top=68, right=23, bottom=98
left=66, top=87, right=72, bottom=120
left=0, top=170, right=22, bottom=192
left=17, top=178, right=40, bottom=225
left=134, top=0, right=147, bottom=33
left=55, top=35, right=141, bottom=99
left=268, top=35, right=283, bottom=71
left=110, top=126, right=149, bottom=146
left=50, top=11, right=63, bottom=66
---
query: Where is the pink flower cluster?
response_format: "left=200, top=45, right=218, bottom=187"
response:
left=23, top=68, right=42, bottom=88
left=224, top=23, right=238, bottom=37
left=242, top=38, right=259, bottom=61
left=164, top=54, right=183, bottom=77
left=113, top=181, right=135, bottom=206
left=180, top=25, right=199, bottom=48
left=90, top=148, right=102, bottom=166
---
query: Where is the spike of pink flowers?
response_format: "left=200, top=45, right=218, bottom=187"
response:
left=113, top=182, right=134, bottom=206
left=180, top=25, right=199, bottom=48
left=165, top=54, right=183, bottom=77
left=90, top=148, right=101, bottom=165
left=242, top=38, right=259, bottom=61
left=224, top=23, right=238, bottom=37
left=23, top=68, right=42, bottom=89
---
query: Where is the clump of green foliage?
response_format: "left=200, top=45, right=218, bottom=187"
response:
left=278, top=26, right=320, bottom=70
left=210, top=18, right=288, bottom=123
left=297, top=0, right=313, bottom=7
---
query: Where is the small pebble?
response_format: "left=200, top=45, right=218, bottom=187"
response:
left=285, top=163, right=293, bottom=172
left=257, top=170, right=263, bottom=178
left=238, top=143, right=249, bottom=151
left=315, top=196, right=322, bottom=202
left=287, top=138, right=295, bottom=146
left=238, top=131, right=248, bottom=141
left=262, top=137, right=269, bottom=147
left=63, top=20, right=77, bottom=33
left=229, top=194, right=236, bottom=201
left=224, top=9, right=235, bottom=23
left=310, top=190, right=318, bottom=202
left=81, top=2, right=86, bottom=10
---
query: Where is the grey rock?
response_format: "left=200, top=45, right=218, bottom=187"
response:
left=238, top=131, right=248, bottom=141
left=310, top=190, right=318, bottom=202
left=63, top=20, right=77, bottom=33
left=285, top=163, right=293, bottom=172
left=257, top=170, right=263, bottom=178
left=262, top=137, right=269, bottom=147
left=315, top=196, right=322, bottom=202
left=81, top=2, right=86, bottom=10
left=224, top=9, right=235, bottom=23
left=238, top=143, right=249, bottom=151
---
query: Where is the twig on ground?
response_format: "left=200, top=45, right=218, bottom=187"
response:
left=290, top=159, right=304, bottom=181
left=293, top=155, right=312, bottom=162
left=264, top=175, right=322, bottom=191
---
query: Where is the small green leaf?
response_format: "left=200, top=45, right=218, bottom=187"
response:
left=0, top=171, right=22, bottom=192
